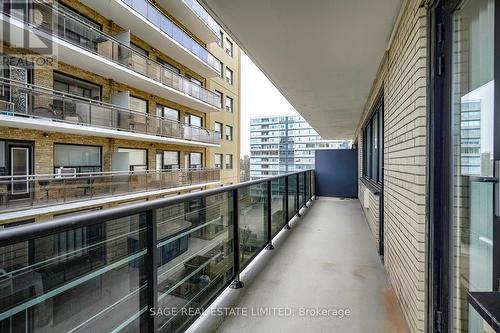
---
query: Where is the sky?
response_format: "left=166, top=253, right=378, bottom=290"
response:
left=240, top=52, right=297, bottom=157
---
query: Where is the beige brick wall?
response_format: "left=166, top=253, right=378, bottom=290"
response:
left=355, top=1, right=429, bottom=332
left=384, top=2, right=428, bottom=332
left=359, top=182, right=380, bottom=244
left=0, top=0, right=241, bottom=184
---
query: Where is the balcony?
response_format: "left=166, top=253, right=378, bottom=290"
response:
left=0, top=168, right=220, bottom=214
left=81, top=0, right=222, bottom=77
left=157, top=0, right=221, bottom=43
left=0, top=1, right=221, bottom=113
left=0, top=79, right=221, bottom=147
left=0, top=170, right=408, bottom=332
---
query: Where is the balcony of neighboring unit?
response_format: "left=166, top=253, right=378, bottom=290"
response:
left=0, top=170, right=314, bottom=332
left=157, top=0, right=221, bottom=43
left=80, top=0, right=222, bottom=77
left=0, top=168, right=220, bottom=214
left=0, top=1, right=221, bottom=113
left=0, top=79, right=221, bottom=147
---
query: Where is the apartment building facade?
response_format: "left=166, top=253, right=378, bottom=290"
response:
left=0, top=0, right=240, bottom=225
left=250, top=114, right=350, bottom=179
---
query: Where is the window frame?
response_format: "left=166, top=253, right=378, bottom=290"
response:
left=225, top=67, right=233, bottom=85
left=226, top=95, right=233, bottom=113
left=214, top=153, right=223, bottom=170
left=225, top=154, right=233, bottom=169
left=53, top=143, right=102, bottom=174
left=226, top=38, right=233, bottom=57
left=156, top=104, right=180, bottom=121
left=161, top=150, right=180, bottom=170
left=362, top=97, right=383, bottom=184
left=214, top=122, right=223, bottom=135
left=225, top=125, right=233, bottom=141
left=117, top=147, right=148, bottom=171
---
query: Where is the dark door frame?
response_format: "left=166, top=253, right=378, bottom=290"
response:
left=428, top=0, right=500, bottom=332
left=5, top=140, right=34, bottom=200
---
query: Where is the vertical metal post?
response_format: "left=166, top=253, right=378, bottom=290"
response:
left=296, top=173, right=301, bottom=218
left=284, top=175, right=290, bottom=230
left=265, top=180, right=274, bottom=250
left=304, top=172, right=308, bottom=208
left=145, top=209, right=158, bottom=332
left=230, top=188, right=243, bottom=289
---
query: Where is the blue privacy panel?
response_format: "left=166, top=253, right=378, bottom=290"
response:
left=315, top=149, right=358, bottom=198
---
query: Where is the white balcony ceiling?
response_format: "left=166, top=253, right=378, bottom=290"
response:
left=200, top=0, right=402, bottom=139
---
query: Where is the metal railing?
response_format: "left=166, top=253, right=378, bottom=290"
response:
left=0, top=78, right=221, bottom=145
left=183, top=0, right=221, bottom=36
left=0, top=170, right=314, bottom=333
left=1, top=0, right=222, bottom=109
left=120, top=0, right=222, bottom=73
left=0, top=168, right=220, bottom=213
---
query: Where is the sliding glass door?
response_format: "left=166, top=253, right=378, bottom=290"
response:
left=450, top=0, right=496, bottom=331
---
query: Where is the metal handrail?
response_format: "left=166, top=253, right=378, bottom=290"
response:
left=0, top=170, right=312, bottom=245
left=0, top=78, right=221, bottom=145
left=120, top=0, right=221, bottom=72
left=0, top=169, right=315, bottom=332
left=0, top=0, right=222, bottom=108
left=183, top=0, right=221, bottom=35
left=0, top=167, right=219, bottom=181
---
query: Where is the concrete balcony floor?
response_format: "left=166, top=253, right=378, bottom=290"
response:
left=189, top=197, right=409, bottom=333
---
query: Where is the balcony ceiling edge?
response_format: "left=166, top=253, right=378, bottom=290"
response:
left=200, top=0, right=403, bottom=140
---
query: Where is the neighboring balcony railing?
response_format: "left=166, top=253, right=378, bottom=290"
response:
left=0, top=170, right=314, bottom=332
left=0, top=79, right=221, bottom=145
left=0, top=168, right=220, bottom=213
left=120, top=0, right=221, bottom=73
left=183, top=0, right=221, bottom=36
left=1, top=0, right=222, bottom=109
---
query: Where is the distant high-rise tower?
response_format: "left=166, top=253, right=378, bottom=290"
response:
left=249, top=114, right=350, bottom=179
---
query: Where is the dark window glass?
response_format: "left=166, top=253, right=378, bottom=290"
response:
left=362, top=99, right=383, bottom=182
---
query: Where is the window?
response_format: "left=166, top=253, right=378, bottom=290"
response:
left=226, top=38, right=233, bottom=57
left=187, top=76, right=203, bottom=87
left=163, top=151, right=179, bottom=170
left=131, top=43, right=148, bottom=56
left=157, top=104, right=179, bottom=121
left=362, top=98, right=383, bottom=183
left=214, top=153, right=223, bottom=169
left=218, top=31, right=224, bottom=48
left=188, top=152, right=202, bottom=169
left=225, top=154, right=233, bottom=169
left=214, top=122, right=223, bottom=134
left=129, top=96, right=148, bottom=113
left=225, top=125, right=233, bottom=141
left=215, top=90, right=223, bottom=106
left=118, top=148, right=147, bottom=171
left=58, top=3, right=102, bottom=30
left=226, top=67, right=233, bottom=85
left=54, top=144, right=101, bottom=174
left=226, top=96, right=233, bottom=113
left=185, top=114, right=202, bottom=127
left=157, top=58, right=180, bottom=75
left=53, top=72, right=101, bottom=100
left=55, top=3, right=102, bottom=50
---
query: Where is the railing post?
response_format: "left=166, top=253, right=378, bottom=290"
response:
left=304, top=172, right=308, bottom=208
left=265, top=180, right=274, bottom=250
left=296, top=173, right=301, bottom=218
left=230, top=188, right=243, bottom=289
left=145, top=209, right=158, bottom=332
left=311, top=170, right=316, bottom=200
left=284, top=176, right=291, bottom=230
